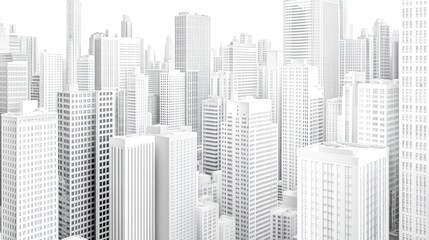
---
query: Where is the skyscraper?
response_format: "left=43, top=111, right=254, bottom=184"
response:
left=270, top=206, right=297, bottom=240
left=40, top=51, right=63, bottom=112
left=2, top=101, right=58, bottom=240
left=160, top=70, right=186, bottom=129
left=66, top=0, right=81, bottom=91
left=298, top=143, right=389, bottom=239
left=77, top=55, right=95, bottom=91
left=339, top=38, right=368, bottom=96
left=148, top=125, right=198, bottom=240
left=399, top=1, right=429, bottom=238
left=175, top=12, right=211, bottom=144
left=257, top=39, right=271, bottom=66
left=197, top=198, right=219, bottom=240
left=164, top=35, right=173, bottom=62
left=373, top=19, right=391, bottom=80
left=121, top=15, right=133, bottom=38
left=221, top=98, right=278, bottom=239
left=281, top=63, right=324, bottom=191
left=126, top=68, right=150, bottom=135
left=218, top=216, right=235, bottom=240
left=20, top=36, right=39, bottom=98
left=110, top=135, right=155, bottom=240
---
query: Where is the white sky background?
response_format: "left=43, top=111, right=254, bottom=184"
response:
left=0, top=0, right=400, bottom=56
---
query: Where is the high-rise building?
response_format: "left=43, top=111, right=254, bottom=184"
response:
left=175, top=12, right=211, bottom=144
left=2, top=101, right=58, bottom=240
left=66, top=0, right=81, bottom=91
left=164, top=35, right=173, bottom=63
left=257, top=39, right=271, bottom=66
left=58, top=91, right=115, bottom=239
left=339, top=0, right=348, bottom=38
left=339, top=38, right=368, bottom=96
left=8, top=25, right=20, bottom=54
left=198, top=171, right=222, bottom=206
left=185, top=70, right=199, bottom=134
left=20, top=36, right=39, bottom=98
left=77, top=55, right=95, bottom=91
left=126, top=69, right=150, bottom=135
left=399, top=1, right=429, bottom=238
left=298, top=142, right=389, bottom=239
left=0, top=23, right=9, bottom=53
left=270, top=206, right=297, bottom=240
left=121, top=15, right=133, bottom=38
left=30, top=74, right=40, bottom=102
left=218, top=216, right=235, bottom=240
left=209, top=71, right=232, bottom=99
left=197, top=197, right=219, bottom=240
left=148, top=125, right=197, bottom=240
left=325, top=97, right=342, bottom=142
left=390, top=29, right=399, bottom=80
left=357, top=80, right=399, bottom=234
left=222, top=35, right=258, bottom=99
left=147, top=69, right=162, bottom=124
left=281, top=63, right=324, bottom=191
left=221, top=98, right=278, bottom=239
left=283, top=0, right=340, bottom=101
left=88, top=31, right=107, bottom=55
left=202, top=96, right=225, bottom=174
left=160, top=70, right=186, bottom=129
left=0, top=53, right=28, bottom=114
left=110, top=135, right=155, bottom=240
left=40, top=51, right=63, bottom=112
left=373, top=19, right=391, bottom=80
left=258, top=66, right=280, bottom=123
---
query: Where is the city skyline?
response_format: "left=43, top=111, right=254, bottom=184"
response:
left=0, top=0, right=400, bottom=54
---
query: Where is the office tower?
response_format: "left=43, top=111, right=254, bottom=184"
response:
left=145, top=45, right=156, bottom=70
left=66, top=0, right=81, bottom=91
left=258, top=39, right=271, bottom=66
left=58, top=91, right=115, bottom=239
left=218, top=216, right=235, bottom=240
left=148, top=94, right=159, bottom=124
left=0, top=23, right=9, bottom=53
left=146, top=68, right=161, bottom=124
left=373, top=19, right=391, bottom=80
left=77, top=55, right=95, bottom=91
left=175, top=12, right=211, bottom=144
left=340, top=72, right=366, bottom=143
left=202, top=96, right=224, bottom=174
left=148, top=125, right=197, bottom=240
left=283, top=0, right=340, bottom=101
left=210, top=71, right=232, bottom=99
left=258, top=66, right=280, bottom=123
left=110, top=135, right=155, bottom=240
left=197, top=198, right=219, bottom=240
left=281, top=63, right=324, bottom=191
left=390, top=30, right=399, bottom=80
left=31, top=74, right=40, bottom=102
left=118, top=38, right=142, bottom=90
left=2, top=101, right=58, bottom=240
left=221, top=98, right=278, bottom=239
left=164, top=35, right=173, bottom=62
left=339, top=0, right=348, bottom=38
left=20, top=36, right=39, bottom=98
left=126, top=69, right=150, bottom=135
left=88, top=31, right=107, bottom=55
left=121, top=15, right=133, bottom=38
left=0, top=53, right=28, bottom=114
left=8, top=25, right=20, bottom=53
left=185, top=70, right=199, bottom=134
left=357, top=80, right=399, bottom=235
left=160, top=70, right=186, bottom=129
left=400, top=1, right=429, bottom=238
left=325, top=97, right=342, bottom=142
left=40, top=51, right=63, bottom=112
left=198, top=171, right=222, bottom=205
left=339, top=38, right=368, bottom=96
left=298, top=143, right=389, bottom=239
left=213, top=55, right=223, bottom=72
left=270, top=206, right=297, bottom=240
left=222, top=35, right=258, bottom=99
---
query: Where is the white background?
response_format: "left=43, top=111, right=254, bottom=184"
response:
left=0, top=0, right=400, bottom=55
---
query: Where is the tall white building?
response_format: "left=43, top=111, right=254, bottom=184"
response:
left=40, top=51, right=63, bottom=112
left=164, top=35, right=174, bottom=63
left=297, top=142, right=389, bottom=240
left=185, top=70, right=199, bottom=135
left=339, top=38, right=368, bottom=96
left=20, top=36, right=39, bottom=98
left=160, top=70, right=186, bottom=129
left=2, top=101, right=58, bottom=240
left=0, top=53, right=28, bottom=114
left=218, top=216, right=235, bottom=240
left=125, top=69, right=150, bottom=135
left=210, top=71, right=232, bottom=100
left=202, top=96, right=225, bottom=174
left=221, top=98, right=278, bottom=240
left=121, top=15, right=133, bottom=38
left=110, top=135, right=155, bottom=240
left=270, top=206, right=297, bottom=240
left=373, top=19, right=391, bottom=80
left=281, top=63, right=324, bottom=191
left=58, top=91, right=115, bottom=239
left=198, top=171, right=222, bottom=206
left=66, top=0, right=81, bottom=91
left=390, top=30, right=399, bottom=80
left=258, top=39, right=271, bottom=66
left=148, top=125, right=197, bottom=240
left=77, top=55, right=94, bottom=91
left=399, top=1, right=429, bottom=238
left=197, top=198, right=219, bottom=240
left=175, top=12, right=210, bottom=144
left=326, top=97, right=342, bottom=142
left=222, top=35, right=258, bottom=99
left=357, top=80, right=399, bottom=234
